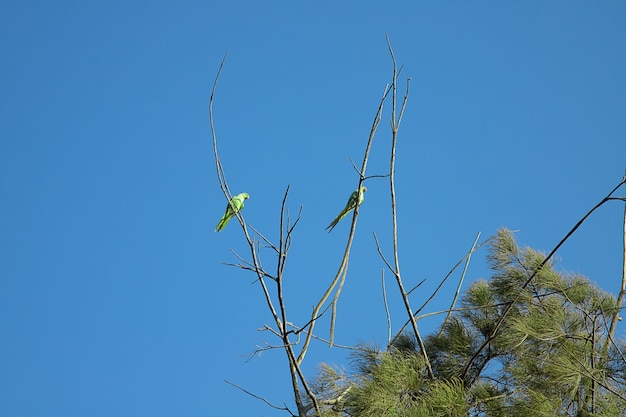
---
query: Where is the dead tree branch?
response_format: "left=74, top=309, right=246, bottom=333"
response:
left=601, top=171, right=626, bottom=364
left=384, top=33, right=434, bottom=379
left=210, top=57, right=319, bottom=417
left=440, top=232, right=481, bottom=333
left=298, top=83, right=391, bottom=362
left=382, top=270, right=392, bottom=345
left=225, top=380, right=296, bottom=416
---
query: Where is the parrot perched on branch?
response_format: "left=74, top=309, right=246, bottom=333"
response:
left=215, top=192, right=250, bottom=232
left=326, top=186, right=367, bottom=232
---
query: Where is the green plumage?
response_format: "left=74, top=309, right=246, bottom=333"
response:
left=326, top=186, right=367, bottom=232
left=215, top=193, right=250, bottom=232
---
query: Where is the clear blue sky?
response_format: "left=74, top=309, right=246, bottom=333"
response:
left=1, top=1, right=625, bottom=416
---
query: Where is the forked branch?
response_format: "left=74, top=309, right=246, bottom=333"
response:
left=383, top=34, right=434, bottom=379
left=298, top=83, right=391, bottom=362
left=210, top=56, right=318, bottom=417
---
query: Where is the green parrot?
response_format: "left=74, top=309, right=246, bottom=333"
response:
left=215, top=192, right=250, bottom=232
left=326, top=186, right=367, bottom=232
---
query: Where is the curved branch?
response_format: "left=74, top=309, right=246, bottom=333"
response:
left=298, top=83, right=391, bottom=362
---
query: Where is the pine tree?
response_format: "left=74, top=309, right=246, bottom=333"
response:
left=308, top=229, right=626, bottom=416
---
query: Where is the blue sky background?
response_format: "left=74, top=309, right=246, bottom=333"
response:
left=1, top=1, right=625, bottom=416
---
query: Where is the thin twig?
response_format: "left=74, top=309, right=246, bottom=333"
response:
left=210, top=57, right=317, bottom=416
left=225, top=380, right=296, bottom=416
left=602, top=172, right=626, bottom=361
left=287, top=323, right=361, bottom=350
left=406, top=279, right=427, bottom=296
left=349, top=158, right=391, bottom=180
left=298, top=83, right=391, bottom=361
left=330, top=264, right=349, bottom=346
left=210, top=53, right=235, bottom=209
left=248, top=224, right=280, bottom=254
left=327, top=84, right=392, bottom=346
left=227, top=248, right=255, bottom=269
left=382, top=270, right=392, bottom=346
left=385, top=33, right=434, bottom=379
left=276, top=186, right=321, bottom=415
left=440, top=232, right=481, bottom=334
left=373, top=232, right=396, bottom=272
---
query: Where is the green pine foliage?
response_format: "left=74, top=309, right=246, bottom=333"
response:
left=307, top=229, right=626, bottom=416
left=344, top=348, right=468, bottom=417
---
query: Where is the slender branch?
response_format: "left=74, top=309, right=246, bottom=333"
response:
left=329, top=264, right=349, bottom=346
left=395, top=77, right=411, bottom=131
left=440, top=232, right=481, bottom=333
left=275, top=187, right=320, bottom=415
left=602, top=172, right=626, bottom=361
left=286, top=206, right=303, bottom=237
left=349, top=159, right=391, bottom=180
left=210, top=53, right=236, bottom=210
left=210, top=58, right=317, bottom=417
left=417, top=236, right=490, bottom=321
left=406, top=279, right=427, bottom=296
left=590, top=316, right=596, bottom=413
left=385, top=34, right=433, bottom=379
left=605, top=320, right=626, bottom=365
left=327, top=83, right=392, bottom=346
left=298, top=83, right=391, bottom=362
left=227, top=248, right=255, bottom=269
left=410, top=283, right=592, bottom=323
left=287, top=323, right=362, bottom=350
left=290, top=303, right=333, bottom=336
left=225, top=380, right=296, bottom=416
left=555, top=345, right=626, bottom=403
left=373, top=232, right=396, bottom=272
left=223, top=263, right=276, bottom=280
left=277, top=186, right=291, bottom=341
left=248, top=224, right=280, bottom=254
left=260, top=324, right=283, bottom=338
left=381, top=270, right=393, bottom=346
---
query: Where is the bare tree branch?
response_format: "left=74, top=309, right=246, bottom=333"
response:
left=373, top=232, right=395, bottom=272
left=225, top=380, right=296, bottom=416
left=387, top=232, right=488, bottom=343
left=287, top=323, right=362, bottom=351
left=382, top=269, right=392, bottom=346
left=601, top=172, right=626, bottom=362
left=440, top=232, right=481, bottom=333
left=298, top=83, right=392, bottom=362
left=248, top=224, right=280, bottom=254
left=384, top=33, right=434, bottom=379
left=349, top=158, right=391, bottom=180
left=210, top=57, right=318, bottom=417
left=406, top=279, right=427, bottom=296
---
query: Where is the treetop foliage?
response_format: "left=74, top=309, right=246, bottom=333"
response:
left=308, top=229, right=626, bottom=417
